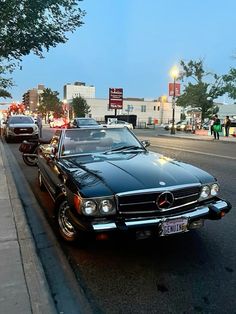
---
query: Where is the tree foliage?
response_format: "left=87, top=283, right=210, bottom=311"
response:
left=0, top=0, right=85, bottom=60
left=222, top=68, right=236, bottom=101
left=71, top=96, right=90, bottom=117
left=0, top=61, right=14, bottom=98
left=38, top=88, right=63, bottom=118
left=0, top=88, right=12, bottom=99
left=176, top=60, right=224, bottom=120
left=0, top=0, right=85, bottom=98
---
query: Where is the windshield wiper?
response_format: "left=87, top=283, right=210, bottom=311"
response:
left=104, top=145, right=145, bottom=154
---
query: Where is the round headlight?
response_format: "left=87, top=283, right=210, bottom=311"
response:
left=100, top=199, right=114, bottom=214
left=200, top=185, right=210, bottom=198
left=82, top=200, right=97, bottom=215
left=211, top=183, right=219, bottom=196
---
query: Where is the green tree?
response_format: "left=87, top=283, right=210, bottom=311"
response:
left=176, top=60, right=224, bottom=120
left=0, top=88, right=11, bottom=99
left=222, top=68, right=236, bottom=102
left=71, top=96, right=90, bottom=117
left=0, top=0, right=85, bottom=60
left=38, top=88, right=63, bottom=119
left=0, top=0, right=85, bottom=97
left=0, top=61, right=14, bottom=99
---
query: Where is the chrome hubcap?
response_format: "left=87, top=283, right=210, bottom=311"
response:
left=58, top=202, right=76, bottom=238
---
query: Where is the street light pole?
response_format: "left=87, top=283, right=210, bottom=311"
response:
left=161, top=96, right=166, bottom=125
left=169, top=65, right=179, bottom=135
left=170, top=76, right=176, bottom=134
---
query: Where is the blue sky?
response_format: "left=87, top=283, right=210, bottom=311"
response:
left=10, top=0, right=236, bottom=103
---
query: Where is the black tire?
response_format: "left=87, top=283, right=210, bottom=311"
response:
left=57, top=199, right=78, bottom=242
left=38, top=170, right=46, bottom=191
left=5, top=135, right=11, bottom=143
left=22, top=154, right=37, bottom=166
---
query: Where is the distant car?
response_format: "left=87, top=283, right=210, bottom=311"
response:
left=176, top=121, right=192, bottom=132
left=105, top=120, right=133, bottom=129
left=164, top=121, right=181, bottom=131
left=37, top=127, right=231, bottom=244
left=69, top=117, right=102, bottom=128
left=50, top=118, right=67, bottom=128
left=4, top=115, right=39, bottom=142
left=202, top=121, right=210, bottom=130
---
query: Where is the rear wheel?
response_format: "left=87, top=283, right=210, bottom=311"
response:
left=5, top=135, right=11, bottom=143
left=57, top=199, right=78, bottom=242
left=22, top=154, right=37, bottom=166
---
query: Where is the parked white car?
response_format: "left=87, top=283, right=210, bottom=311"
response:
left=104, top=120, right=133, bottom=129
left=4, top=115, right=39, bottom=142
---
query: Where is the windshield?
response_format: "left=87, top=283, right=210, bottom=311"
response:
left=77, top=118, right=99, bottom=126
left=8, top=116, right=34, bottom=124
left=60, top=127, right=142, bottom=156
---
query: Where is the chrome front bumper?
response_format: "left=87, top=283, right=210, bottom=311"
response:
left=92, top=199, right=231, bottom=232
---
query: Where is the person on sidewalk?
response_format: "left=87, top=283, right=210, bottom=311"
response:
left=213, top=114, right=221, bottom=140
left=209, top=116, right=215, bottom=136
left=36, top=113, right=43, bottom=138
left=224, top=115, right=231, bottom=137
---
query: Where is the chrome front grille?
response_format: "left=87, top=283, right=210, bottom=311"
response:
left=117, top=184, right=201, bottom=216
left=14, top=127, right=33, bottom=134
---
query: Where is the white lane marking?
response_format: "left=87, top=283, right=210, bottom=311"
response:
left=151, top=144, right=236, bottom=160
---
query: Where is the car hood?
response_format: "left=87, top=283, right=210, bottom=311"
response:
left=62, top=151, right=215, bottom=197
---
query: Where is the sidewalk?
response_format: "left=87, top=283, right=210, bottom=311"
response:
left=134, top=127, right=236, bottom=143
left=0, top=140, right=57, bottom=314
left=160, top=132, right=236, bottom=142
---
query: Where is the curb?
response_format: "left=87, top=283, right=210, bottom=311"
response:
left=0, top=140, right=57, bottom=314
left=1, top=140, right=93, bottom=314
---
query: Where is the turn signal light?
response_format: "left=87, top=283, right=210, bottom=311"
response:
left=74, top=194, right=82, bottom=214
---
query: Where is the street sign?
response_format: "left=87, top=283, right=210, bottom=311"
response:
left=109, top=88, right=123, bottom=109
left=169, top=83, right=181, bottom=97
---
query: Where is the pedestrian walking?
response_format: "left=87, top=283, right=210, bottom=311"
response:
left=209, top=116, right=215, bottom=136
left=224, top=115, right=231, bottom=137
left=36, top=114, right=43, bottom=138
left=212, top=114, right=221, bottom=140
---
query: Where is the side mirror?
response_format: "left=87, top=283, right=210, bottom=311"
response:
left=50, top=146, right=58, bottom=155
left=141, top=140, right=150, bottom=148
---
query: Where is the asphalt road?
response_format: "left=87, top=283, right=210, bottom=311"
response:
left=7, top=127, right=236, bottom=314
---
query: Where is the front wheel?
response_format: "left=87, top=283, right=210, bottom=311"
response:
left=57, top=200, right=78, bottom=242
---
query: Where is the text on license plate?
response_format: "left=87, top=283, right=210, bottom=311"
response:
left=160, top=218, right=188, bottom=236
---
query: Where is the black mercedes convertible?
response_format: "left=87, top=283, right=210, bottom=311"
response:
left=37, top=127, right=232, bottom=243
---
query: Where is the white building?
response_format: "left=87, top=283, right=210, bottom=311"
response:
left=64, top=82, right=95, bottom=100
left=216, top=103, right=236, bottom=120
left=83, top=97, right=182, bottom=127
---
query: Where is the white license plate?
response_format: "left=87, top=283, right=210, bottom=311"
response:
left=160, top=218, right=188, bottom=236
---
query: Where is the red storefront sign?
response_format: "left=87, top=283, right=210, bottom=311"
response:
left=168, top=83, right=181, bottom=97
left=109, top=88, right=123, bottom=109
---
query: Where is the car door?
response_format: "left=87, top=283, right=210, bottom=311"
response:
left=38, top=130, right=63, bottom=199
